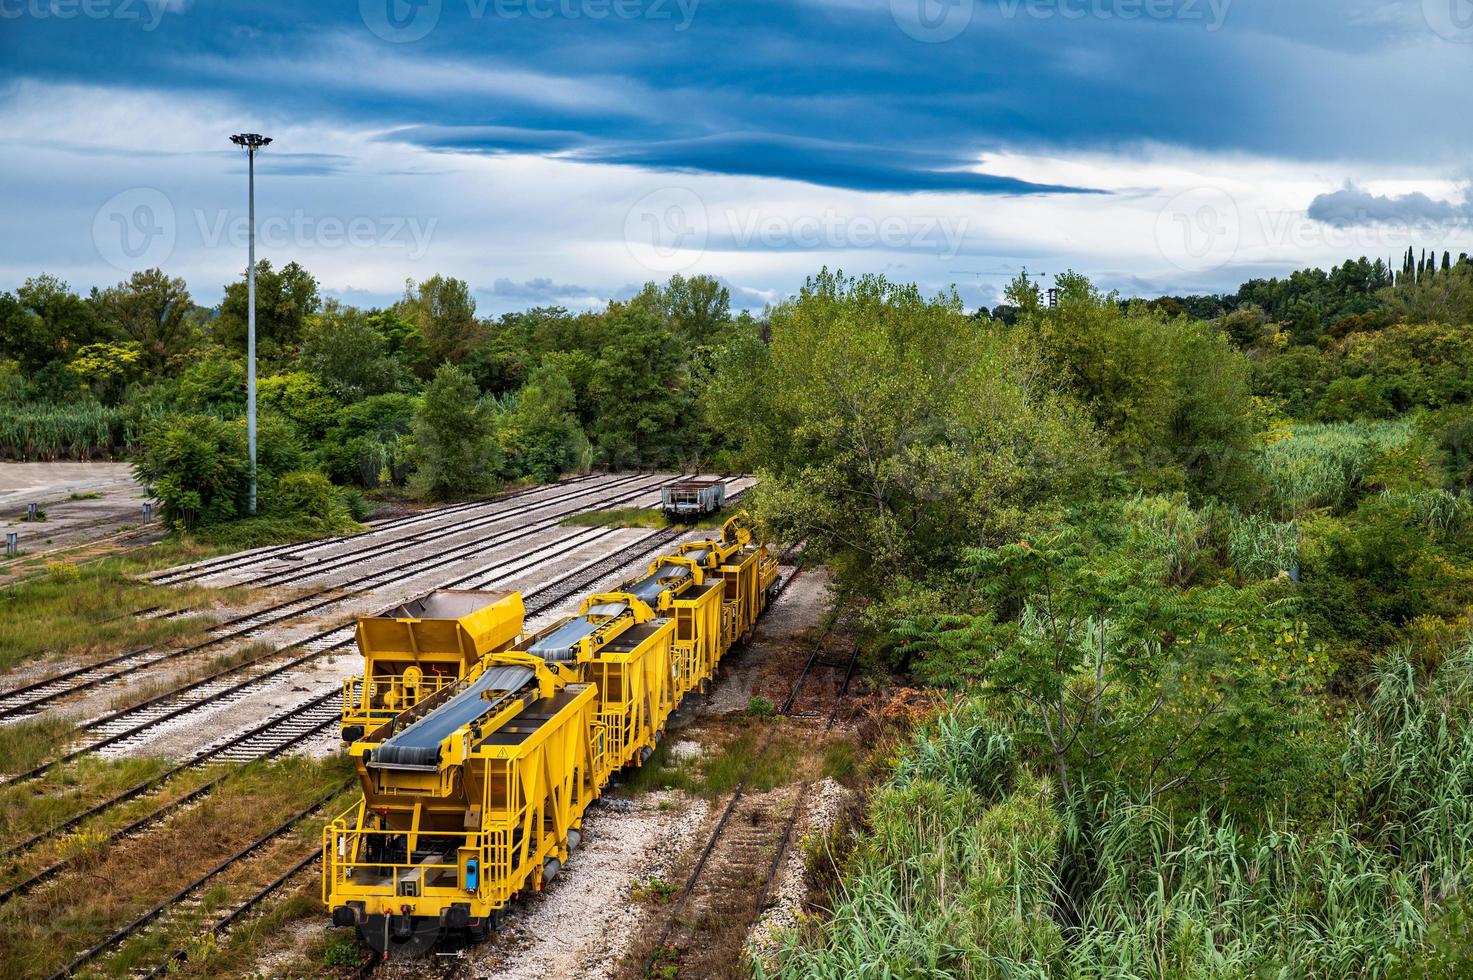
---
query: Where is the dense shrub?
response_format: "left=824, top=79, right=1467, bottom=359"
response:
left=132, top=413, right=303, bottom=528
left=318, top=393, right=418, bottom=488
left=409, top=364, right=500, bottom=501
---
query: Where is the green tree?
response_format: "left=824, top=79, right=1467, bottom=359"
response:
left=652, top=274, right=732, bottom=344
left=215, top=260, right=320, bottom=353
left=410, top=364, right=500, bottom=501
left=319, top=393, right=418, bottom=488
left=1025, top=273, right=1257, bottom=498
left=0, top=275, right=104, bottom=373
left=67, top=341, right=142, bottom=405
left=710, top=269, right=1101, bottom=598
left=500, top=364, right=591, bottom=481
left=400, top=275, right=484, bottom=373
left=132, top=414, right=303, bottom=527
left=89, top=268, right=196, bottom=375
left=257, top=372, right=342, bottom=441
left=585, top=294, right=699, bottom=469
left=176, top=353, right=247, bottom=415
left=298, top=301, right=412, bottom=401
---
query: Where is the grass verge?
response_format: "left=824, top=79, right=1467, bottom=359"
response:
left=0, top=718, right=77, bottom=775
left=562, top=507, right=728, bottom=531
left=0, top=541, right=241, bottom=675
left=0, top=755, right=353, bottom=980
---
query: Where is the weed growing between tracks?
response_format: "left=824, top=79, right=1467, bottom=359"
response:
left=0, top=717, right=77, bottom=775
left=0, top=754, right=168, bottom=838
left=0, top=755, right=352, bottom=979
left=0, top=543, right=238, bottom=674
left=562, top=506, right=726, bottom=531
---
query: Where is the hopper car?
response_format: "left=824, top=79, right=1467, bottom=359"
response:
left=323, top=512, right=780, bottom=958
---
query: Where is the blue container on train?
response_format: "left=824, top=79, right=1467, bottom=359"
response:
left=661, top=479, right=726, bottom=520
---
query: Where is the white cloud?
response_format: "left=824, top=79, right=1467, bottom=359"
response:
left=2, top=80, right=1471, bottom=315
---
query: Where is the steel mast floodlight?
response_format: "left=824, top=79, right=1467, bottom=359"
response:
left=229, top=133, right=272, bottom=513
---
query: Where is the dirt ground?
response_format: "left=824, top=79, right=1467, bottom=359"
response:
left=0, top=461, right=158, bottom=568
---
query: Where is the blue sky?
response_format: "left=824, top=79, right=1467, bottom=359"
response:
left=1, top=0, right=1471, bottom=312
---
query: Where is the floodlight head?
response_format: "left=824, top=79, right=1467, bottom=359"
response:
left=230, top=133, right=272, bottom=150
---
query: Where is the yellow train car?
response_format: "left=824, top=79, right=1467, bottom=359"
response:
left=340, top=590, right=524, bottom=742
left=324, top=512, right=781, bottom=958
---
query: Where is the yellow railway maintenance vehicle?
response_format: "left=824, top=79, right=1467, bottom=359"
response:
left=339, top=590, right=525, bottom=743
left=324, top=513, right=780, bottom=959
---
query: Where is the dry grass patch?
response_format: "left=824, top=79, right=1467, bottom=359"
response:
left=0, top=541, right=243, bottom=675
left=0, top=755, right=352, bottom=979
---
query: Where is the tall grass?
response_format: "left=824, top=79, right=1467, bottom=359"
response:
left=1225, top=510, right=1299, bottom=579
left=765, top=647, right=1473, bottom=979
left=1257, top=419, right=1417, bottom=516
left=0, top=402, right=157, bottom=460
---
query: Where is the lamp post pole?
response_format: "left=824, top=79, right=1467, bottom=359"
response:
left=230, top=133, right=272, bottom=513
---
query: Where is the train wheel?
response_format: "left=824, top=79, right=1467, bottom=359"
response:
left=360, top=913, right=443, bottom=960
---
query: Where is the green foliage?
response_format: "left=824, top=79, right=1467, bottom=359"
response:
left=0, top=402, right=144, bottom=460
left=1025, top=272, right=1259, bottom=498
left=300, top=300, right=413, bottom=400
left=400, top=274, right=482, bottom=373
left=768, top=649, right=1473, bottom=980
left=321, top=937, right=359, bottom=967
left=318, top=393, right=418, bottom=488
left=267, top=470, right=345, bottom=522
left=1224, top=509, right=1300, bottom=579
left=1257, top=418, right=1419, bottom=516
left=1339, top=321, right=1473, bottom=413
left=214, top=260, right=320, bottom=353
left=175, top=353, right=246, bottom=416
left=88, top=268, right=197, bottom=375
left=900, top=525, right=1321, bottom=813
left=0, top=274, right=103, bottom=373
left=409, top=363, right=501, bottom=501
left=256, top=371, right=342, bottom=441
left=498, top=363, right=592, bottom=481
left=746, top=695, right=775, bottom=717
left=584, top=291, right=702, bottom=468
left=132, top=413, right=303, bottom=528
left=713, top=269, right=1102, bottom=599
left=66, top=341, right=142, bottom=404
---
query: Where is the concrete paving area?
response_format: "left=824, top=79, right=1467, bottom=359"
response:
left=0, top=461, right=154, bottom=556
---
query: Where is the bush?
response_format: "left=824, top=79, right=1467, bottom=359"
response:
left=318, top=393, right=417, bottom=489
left=267, top=470, right=343, bottom=522
left=746, top=695, right=775, bottom=717
left=410, top=364, right=501, bottom=501
left=132, top=413, right=304, bottom=528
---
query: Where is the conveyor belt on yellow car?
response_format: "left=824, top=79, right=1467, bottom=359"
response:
left=324, top=511, right=781, bottom=959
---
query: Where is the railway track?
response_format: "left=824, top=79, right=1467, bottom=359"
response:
left=146, top=472, right=604, bottom=586
left=0, top=473, right=681, bottom=723
left=43, top=779, right=353, bottom=980
left=639, top=559, right=859, bottom=979
left=0, top=511, right=734, bottom=922
left=4, top=489, right=749, bottom=977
